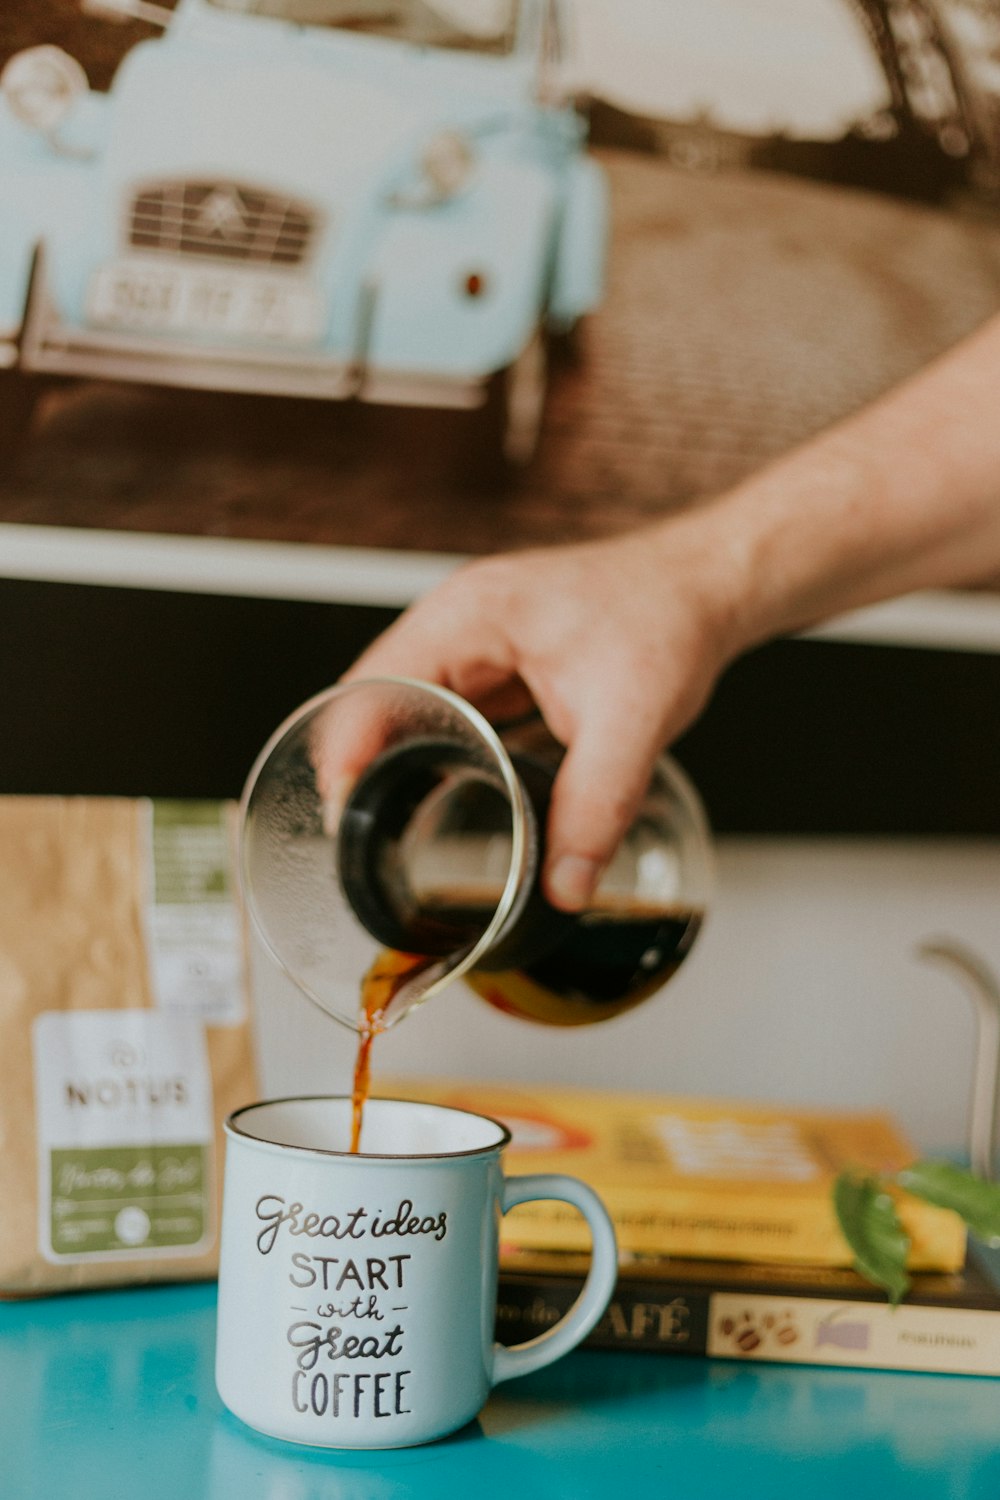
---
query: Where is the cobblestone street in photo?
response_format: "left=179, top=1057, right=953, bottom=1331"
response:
left=5, top=151, right=1000, bottom=554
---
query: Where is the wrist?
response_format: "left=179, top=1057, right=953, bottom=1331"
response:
left=669, top=436, right=887, bottom=653
left=643, top=502, right=767, bottom=669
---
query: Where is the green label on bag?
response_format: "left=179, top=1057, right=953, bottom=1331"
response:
left=48, top=1144, right=209, bottom=1257
left=146, top=801, right=247, bottom=1025
left=151, top=800, right=232, bottom=904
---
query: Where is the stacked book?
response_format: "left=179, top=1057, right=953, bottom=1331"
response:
left=384, top=1079, right=1000, bottom=1376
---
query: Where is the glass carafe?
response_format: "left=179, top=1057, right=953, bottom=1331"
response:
left=239, top=678, right=713, bottom=1033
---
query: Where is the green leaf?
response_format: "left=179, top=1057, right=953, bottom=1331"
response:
left=833, top=1171, right=911, bottom=1304
left=896, top=1161, right=1000, bottom=1244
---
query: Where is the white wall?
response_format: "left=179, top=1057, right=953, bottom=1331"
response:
left=251, top=837, right=1000, bottom=1156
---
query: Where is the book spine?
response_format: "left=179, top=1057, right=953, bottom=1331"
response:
left=496, top=1276, right=1000, bottom=1376
left=497, top=1276, right=709, bottom=1356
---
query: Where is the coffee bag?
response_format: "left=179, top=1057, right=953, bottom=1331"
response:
left=0, top=797, right=258, bottom=1295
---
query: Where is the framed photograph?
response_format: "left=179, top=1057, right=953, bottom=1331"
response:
left=3, top=0, right=1000, bottom=551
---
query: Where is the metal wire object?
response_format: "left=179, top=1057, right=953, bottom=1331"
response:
left=919, top=937, right=1000, bottom=1184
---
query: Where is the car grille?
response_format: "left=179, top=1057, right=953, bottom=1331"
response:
left=128, top=181, right=316, bottom=267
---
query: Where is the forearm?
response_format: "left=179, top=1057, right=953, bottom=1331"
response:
left=664, top=312, right=1000, bottom=657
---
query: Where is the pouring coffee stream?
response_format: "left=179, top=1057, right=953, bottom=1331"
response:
left=239, top=679, right=713, bottom=1153
left=352, top=948, right=440, bottom=1153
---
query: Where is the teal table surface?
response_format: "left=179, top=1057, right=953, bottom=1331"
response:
left=2, top=1282, right=998, bottom=1500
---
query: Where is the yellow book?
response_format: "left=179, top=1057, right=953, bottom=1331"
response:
left=377, top=1079, right=966, bottom=1271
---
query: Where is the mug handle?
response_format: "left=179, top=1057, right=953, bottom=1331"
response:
left=491, top=1173, right=618, bottom=1385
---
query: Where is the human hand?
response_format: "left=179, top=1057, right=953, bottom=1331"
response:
left=341, top=519, right=745, bottom=910
left=328, top=308, right=1000, bottom=906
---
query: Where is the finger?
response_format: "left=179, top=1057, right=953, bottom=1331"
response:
left=341, top=589, right=524, bottom=710
left=308, top=689, right=397, bottom=832
left=542, top=705, right=667, bottom=912
left=341, top=569, right=496, bottom=688
left=467, top=677, right=536, bottom=723
left=340, top=607, right=459, bottom=685
left=316, top=593, right=529, bottom=829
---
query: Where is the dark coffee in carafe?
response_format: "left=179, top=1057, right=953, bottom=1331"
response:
left=338, top=735, right=706, bottom=1028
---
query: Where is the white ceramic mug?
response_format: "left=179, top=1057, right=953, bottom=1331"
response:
left=215, top=1096, right=618, bottom=1449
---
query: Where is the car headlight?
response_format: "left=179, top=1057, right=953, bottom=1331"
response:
left=393, top=131, right=476, bottom=209
left=0, top=45, right=88, bottom=136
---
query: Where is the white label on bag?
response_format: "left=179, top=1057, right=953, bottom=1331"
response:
left=33, top=1009, right=214, bottom=1263
left=145, top=800, right=247, bottom=1026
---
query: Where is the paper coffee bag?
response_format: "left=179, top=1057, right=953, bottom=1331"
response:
left=0, top=797, right=259, bottom=1296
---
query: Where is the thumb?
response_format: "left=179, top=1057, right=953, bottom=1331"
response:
left=542, top=710, right=666, bottom=912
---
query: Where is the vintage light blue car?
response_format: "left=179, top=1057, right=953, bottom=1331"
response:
left=0, top=0, right=608, bottom=469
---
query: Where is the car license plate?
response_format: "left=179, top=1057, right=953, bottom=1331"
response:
left=86, top=260, right=323, bottom=344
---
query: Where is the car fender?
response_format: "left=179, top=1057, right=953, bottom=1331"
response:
left=366, top=159, right=558, bottom=380
left=549, top=153, right=608, bottom=328
left=0, top=215, right=36, bottom=338
left=0, top=100, right=108, bottom=335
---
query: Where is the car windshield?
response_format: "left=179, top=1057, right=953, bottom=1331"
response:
left=207, top=0, right=521, bottom=55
